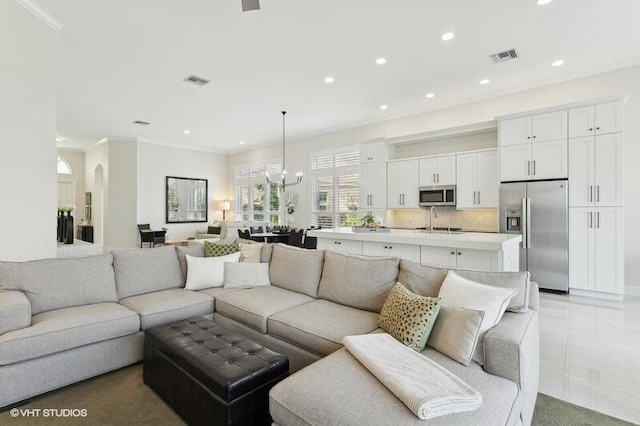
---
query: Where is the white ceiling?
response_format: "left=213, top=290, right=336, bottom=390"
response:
left=41, top=0, right=640, bottom=153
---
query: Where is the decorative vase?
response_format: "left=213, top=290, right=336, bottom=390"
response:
left=286, top=214, right=294, bottom=227
left=63, top=213, right=74, bottom=244
left=57, top=211, right=63, bottom=242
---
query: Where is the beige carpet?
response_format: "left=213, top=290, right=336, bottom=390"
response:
left=0, top=364, right=634, bottom=425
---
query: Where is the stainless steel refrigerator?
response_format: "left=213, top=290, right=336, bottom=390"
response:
left=500, top=180, right=569, bottom=292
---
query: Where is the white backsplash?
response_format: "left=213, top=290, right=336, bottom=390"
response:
left=386, top=208, right=499, bottom=232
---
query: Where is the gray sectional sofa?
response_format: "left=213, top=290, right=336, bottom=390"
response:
left=0, top=243, right=539, bottom=426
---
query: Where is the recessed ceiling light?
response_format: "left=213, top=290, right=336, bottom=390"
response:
left=183, top=130, right=191, bottom=134
left=380, top=104, right=388, bottom=110
left=376, top=57, right=387, bottom=65
left=479, top=79, right=491, bottom=85
left=426, top=93, right=435, bottom=99
left=239, top=141, right=246, bottom=145
left=536, top=0, right=552, bottom=5
left=324, top=76, right=334, bottom=84
left=441, top=32, right=455, bottom=41
left=551, top=59, right=565, bottom=67
left=55, top=136, right=64, bottom=142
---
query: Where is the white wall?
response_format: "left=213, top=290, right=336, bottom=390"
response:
left=106, top=141, right=138, bottom=249
left=137, top=143, right=228, bottom=241
left=0, top=2, right=57, bottom=261
left=228, top=65, right=640, bottom=290
left=57, top=149, right=86, bottom=221
left=393, top=131, right=497, bottom=159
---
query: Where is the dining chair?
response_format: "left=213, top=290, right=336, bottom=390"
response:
left=250, top=226, right=264, bottom=234
left=287, top=228, right=304, bottom=247
left=238, top=229, right=251, bottom=240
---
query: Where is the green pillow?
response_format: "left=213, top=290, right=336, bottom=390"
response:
left=378, top=283, right=441, bottom=351
left=207, top=226, right=222, bottom=235
left=204, top=241, right=238, bottom=257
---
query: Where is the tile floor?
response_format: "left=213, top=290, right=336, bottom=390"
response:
left=539, top=292, right=640, bottom=424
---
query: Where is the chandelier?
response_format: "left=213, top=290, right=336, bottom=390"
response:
left=266, top=111, right=303, bottom=189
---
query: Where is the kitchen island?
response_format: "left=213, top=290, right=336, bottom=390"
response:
left=307, top=228, right=522, bottom=272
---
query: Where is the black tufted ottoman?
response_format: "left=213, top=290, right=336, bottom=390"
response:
left=143, top=317, right=289, bottom=425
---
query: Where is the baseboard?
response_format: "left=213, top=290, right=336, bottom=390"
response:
left=624, top=286, right=640, bottom=298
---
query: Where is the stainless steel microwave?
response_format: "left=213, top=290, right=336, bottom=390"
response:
left=419, top=185, right=456, bottom=207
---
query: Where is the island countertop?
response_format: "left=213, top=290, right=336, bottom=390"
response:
left=307, top=228, right=522, bottom=251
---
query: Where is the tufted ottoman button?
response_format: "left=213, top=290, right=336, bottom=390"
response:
left=229, top=360, right=235, bottom=364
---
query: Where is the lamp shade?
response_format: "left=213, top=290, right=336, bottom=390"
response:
left=220, top=200, right=231, bottom=211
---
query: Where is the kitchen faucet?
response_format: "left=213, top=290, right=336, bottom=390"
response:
left=430, top=206, right=437, bottom=234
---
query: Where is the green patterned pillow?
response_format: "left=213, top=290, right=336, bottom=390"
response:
left=378, top=283, right=441, bottom=351
left=204, top=241, right=239, bottom=257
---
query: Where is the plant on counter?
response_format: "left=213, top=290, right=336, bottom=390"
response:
left=360, top=211, right=381, bottom=229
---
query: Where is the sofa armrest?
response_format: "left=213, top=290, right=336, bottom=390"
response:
left=483, top=309, right=539, bottom=426
left=0, top=290, right=31, bottom=335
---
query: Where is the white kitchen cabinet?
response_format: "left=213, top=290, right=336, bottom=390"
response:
left=500, top=139, right=567, bottom=182
left=360, top=140, right=387, bottom=163
left=569, top=134, right=623, bottom=207
left=569, top=207, right=623, bottom=295
left=387, top=159, right=419, bottom=209
left=420, top=246, right=498, bottom=271
left=530, top=139, right=568, bottom=180
left=359, top=162, right=385, bottom=210
left=316, top=238, right=362, bottom=254
left=362, top=241, right=420, bottom=261
left=499, top=111, right=567, bottom=146
left=569, top=102, right=623, bottom=138
left=419, top=155, right=456, bottom=186
left=456, top=150, right=498, bottom=209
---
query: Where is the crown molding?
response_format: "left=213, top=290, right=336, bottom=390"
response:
left=15, top=0, right=63, bottom=32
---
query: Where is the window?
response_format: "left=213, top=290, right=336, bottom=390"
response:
left=234, top=162, right=283, bottom=225
left=57, top=156, right=72, bottom=175
left=310, top=147, right=360, bottom=228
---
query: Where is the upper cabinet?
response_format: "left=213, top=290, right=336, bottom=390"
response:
left=568, top=101, right=623, bottom=138
left=360, top=140, right=388, bottom=163
left=456, top=150, right=498, bottom=209
left=418, top=155, right=456, bottom=186
left=387, top=159, right=419, bottom=209
left=499, top=111, right=567, bottom=146
left=360, top=161, right=385, bottom=210
left=499, top=110, right=568, bottom=182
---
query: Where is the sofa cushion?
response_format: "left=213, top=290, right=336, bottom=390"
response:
left=398, top=260, right=530, bottom=313
left=185, top=252, right=241, bottom=290
left=119, top=288, right=214, bottom=330
left=0, top=291, right=31, bottom=335
left=215, top=286, right=313, bottom=333
left=198, top=287, right=243, bottom=310
left=269, top=244, right=324, bottom=298
left=318, top=251, right=399, bottom=312
left=268, top=299, right=379, bottom=356
left=176, top=245, right=205, bottom=283
left=269, top=347, right=521, bottom=426
left=0, top=254, right=118, bottom=315
left=112, top=247, right=184, bottom=299
left=0, top=303, right=139, bottom=365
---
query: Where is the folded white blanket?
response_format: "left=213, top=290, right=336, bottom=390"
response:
left=342, top=333, right=482, bottom=420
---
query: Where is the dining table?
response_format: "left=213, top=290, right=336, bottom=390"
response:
left=249, top=232, right=290, bottom=243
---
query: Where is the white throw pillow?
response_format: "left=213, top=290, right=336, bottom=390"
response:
left=437, top=271, right=516, bottom=365
left=185, top=252, right=241, bottom=290
left=427, top=304, right=485, bottom=366
left=224, top=262, right=271, bottom=289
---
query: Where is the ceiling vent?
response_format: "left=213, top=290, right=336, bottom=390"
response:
left=489, top=48, right=518, bottom=64
left=132, top=120, right=150, bottom=126
left=183, top=74, right=210, bottom=86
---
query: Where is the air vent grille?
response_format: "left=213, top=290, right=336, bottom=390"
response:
left=183, top=74, right=210, bottom=86
left=132, top=120, right=150, bottom=126
left=489, top=49, right=518, bottom=64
